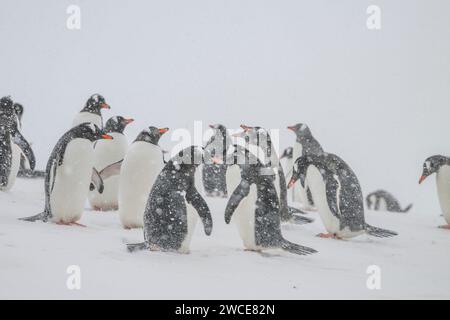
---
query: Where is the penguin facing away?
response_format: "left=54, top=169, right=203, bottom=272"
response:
left=202, top=124, right=231, bottom=198
left=224, top=145, right=317, bottom=255
left=88, top=116, right=134, bottom=211
left=366, top=190, right=412, bottom=213
left=72, top=94, right=110, bottom=128
left=289, top=153, right=398, bottom=239
left=0, top=96, right=36, bottom=191
left=20, top=123, right=113, bottom=226
left=287, top=123, right=323, bottom=209
left=127, top=146, right=214, bottom=253
left=419, top=155, right=450, bottom=229
left=118, top=126, right=169, bottom=229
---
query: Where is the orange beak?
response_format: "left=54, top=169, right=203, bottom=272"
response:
left=124, top=118, right=134, bottom=125
left=287, top=177, right=296, bottom=189
left=211, top=156, right=222, bottom=164
left=287, top=126, right=295, bottom=131
left=100, top=103, right=110, bottom=110
left=159, top=127, right=169, bottom=134
left=102, top=134, right=113, bottom=140
left=419, top=175, right=427, bottom=184
left=240, top=124, right=252, bottom=131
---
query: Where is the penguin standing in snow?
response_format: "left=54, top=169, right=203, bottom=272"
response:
left=287, top=123, right=323, bottom=209
left=20, top=123, right=113, bottom=226
left=202, top=124, right=231, bottom=197
left=224, top=145, right=317, bottom=255
left=233, top=125, right=313, bottom=224
left=88, top=116, right=134, bottom=211
left=118, top=127, right=169, bottom=229
left=72, top=94, right=110, bottom=128
left=0, top=96, right=36, bottom=191
left=366, top=190, right=412, bottom=213
left=288, top=153, right=398, bottom=239
left=127, top=146, right=214, bottom=253
left=419, top=155, right=450, bottom=229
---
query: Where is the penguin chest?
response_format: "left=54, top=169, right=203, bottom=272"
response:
left=436, top=165, right=450, bottom=224
left=226, top=164, right=241, bottom=197
left=306, top=166, right=341, bottom=234
left=4, top=139, right=21, bottom=190
left=118, top=142, right=164, bottom=228
left=179, top=201, right=199, bottom=253
left=232, top=184, right=257, bottom=250
left=72, top=112, right=102, bottom=128
left=50, top=139, right=94, bottom=222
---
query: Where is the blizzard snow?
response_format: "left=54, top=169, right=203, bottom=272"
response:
left=0, top=177, right=449, bottom=299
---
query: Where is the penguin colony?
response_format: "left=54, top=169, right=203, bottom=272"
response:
left=1, top=94, right=448, bottom=256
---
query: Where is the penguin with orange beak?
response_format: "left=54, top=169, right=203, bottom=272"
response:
left=20, top=123, right=114, bottom=226
left=419, top=155, right=450, bottom=229
left=72, top=93, right=110, bottom=128
left=88, top=116, right=134, bottom=211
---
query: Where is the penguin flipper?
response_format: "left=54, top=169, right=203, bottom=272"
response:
left=17, top=169, right=46, bottom=178
left=90, top=168, right=104, bottom=193
left=99, top=159, right=123, bottom=181
left=288, top=206, right=308, bottom=215
left=13, top=131, right=36, bottom=170
left=19, top=211, right=48, bottom=222
left=186, top=186, right=213, bottom=235
left=291, top=214, right=314, bottom=225
left=0, top=130, right=12, bottom=187
left=365, top=224, right=398, bottom=238
left=280, top=239, right=317, bottom=255
left=325, top=175, right=341, bottom=219
left=126, top=242, right=148, bottom=253
left=224, top=180, right=250, bottom=224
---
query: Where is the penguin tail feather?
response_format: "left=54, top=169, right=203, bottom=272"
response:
left=126, top=242, right=148, bottom=253
left=19, top=212, right=44, bottom=222
left=291, top=214, right=314, bottom=225
left=365, top=224, right=398, bottom=238
left=280, top=239, right=317, bottom=255
left=401, top=204, right=413, bottom=213
left=288, top=206, right=308, bottom=215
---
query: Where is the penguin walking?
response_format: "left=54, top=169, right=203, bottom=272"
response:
left=202, top=124, right=231, bottom=197
left=72, top=94, right=110, bottom=128
left=20, top=123, right=113, bottom=225
left=287, top=123, right=323, bottom=209
left=224, top=145, right=316, bottom=255
left=0, top=96, right=36, bottom=191
left=88, top=116, right=134, bottom=211
left=118, top=127, right=168, bottom=229
left=233, top=125, right=313, bottom=224
left=288, top=153, right=398, bottom=239
left=366, top=190, right=412, bottom=213
left=127, top=146, right=214, bottom=253
left=419, top=155, right=450, bottom=229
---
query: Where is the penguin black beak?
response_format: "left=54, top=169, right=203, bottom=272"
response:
left=124, top=118, right=134, bottom=125
left=100, top=103, right=110, bottom=110
left=287, top=177, right=296, bottom=189
left=102, top=134, right=114, bottom=140
left=418, top=175, right=427, bottom=184
left=159, top=127, right=169, bottom=134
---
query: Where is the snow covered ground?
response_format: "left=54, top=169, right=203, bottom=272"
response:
left=1, top=177, right=449, bottom=300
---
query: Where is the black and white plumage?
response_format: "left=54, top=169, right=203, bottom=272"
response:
left=289, top=153, right=398, bottom=239
left=366, top=190, right=412, bottom=213
left=419, top=155, right=450, bottom=229
left=224, top=145, right=317, bottom=255
left=127, top=146, right=213, bottom=253
left=72, top=94, right=110, bottom=128
left=202, top=124, right=231, bottom=198
left=20, top=123, right=113, bottom=225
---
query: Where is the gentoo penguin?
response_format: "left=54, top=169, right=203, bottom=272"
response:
left=127, top=146, right=214, bottom=253
left=0, top=96, right=36, bottom=191
left=366, top=190, right=412, bottom=213
left=202, top=124, right=231, bottom=197
left=288, top=153, right=398, bottom=239
left=118, top=126, right=168, bottom=229
left=419, top=155, right=450, bottom=229
left=72, top=94, right=110, bottom=128
left=20, top=123, right=113, bottom=226
left=280, top=147, right=294, bottom=202
left=224, top=145, right=317, bottom=255
left=287, top=123, right=323, bottom=209
left=233, top=125, right=313, bottom=224
left=88, top=116, right=134, bottom=211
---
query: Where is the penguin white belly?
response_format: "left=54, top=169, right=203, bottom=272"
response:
left=88, top=133, right=128, bottom=210
left=194, top=164, right=205, bottom=197
left=50, top=139, right=94, bottom=223
left=4, top=141, right=21, bottom=191
left=226, top=164, right=241, bottom=196
left=436, top=165, right=450, bottom=225
left=118, top=142, right=164, bottom=228
left=72, top=112, right=102, bottom=128
left=306, top=166, right=341, bottom=234
left=179, top=202, right=199, bottom=253
left=232, top=184, right=257, bottom=250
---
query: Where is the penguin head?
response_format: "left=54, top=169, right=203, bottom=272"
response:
left=81, top=94, right=110, bottom=115
left=104, top=116, right=134, bottom=134
left=135, top=126, right=169, bottom=144
left=419, top=155, right=449, bottom=184
left=13, top=103, right=23, bottom=120
left=209, top=123, right=227, bottom=137
left=287, top=123, right=311, bottom=138
left=172, top=146, right=221, bottom=168
left=76, top=122, right=114, bottom=142
left=280, top=147, right=293, bottom=159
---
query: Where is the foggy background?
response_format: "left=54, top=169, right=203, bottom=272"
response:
left=1, top=0, right=449, bottom=215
